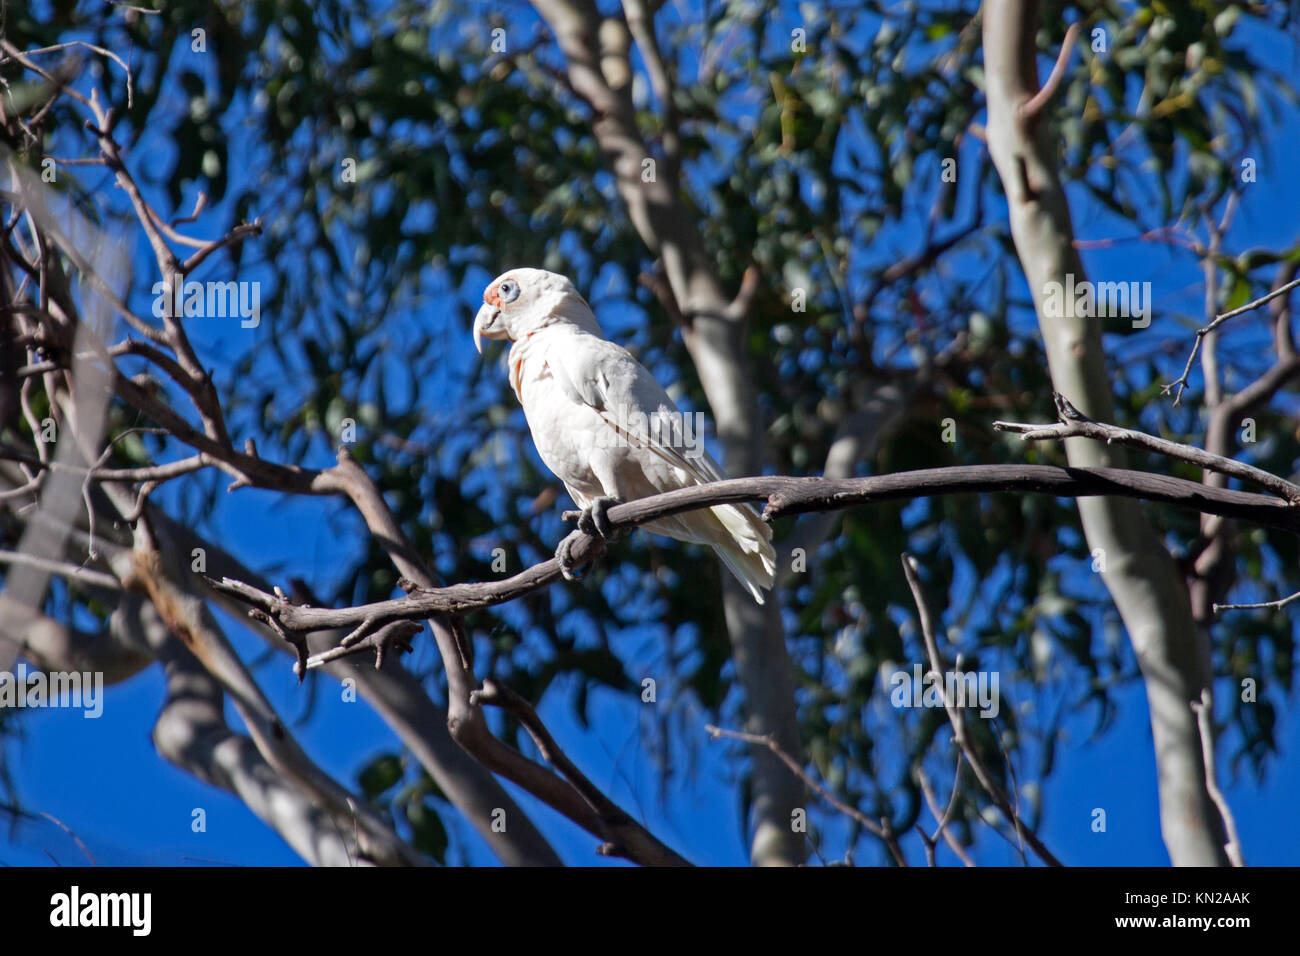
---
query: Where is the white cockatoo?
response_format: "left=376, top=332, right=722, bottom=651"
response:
left=473, top=268, right=776, bottom=603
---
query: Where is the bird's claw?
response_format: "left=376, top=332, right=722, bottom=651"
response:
left=556, top=530, right=587, bottom=581
left=577, top=495, right=622, bottom=540
left=557, top=497, right=621, bottom=582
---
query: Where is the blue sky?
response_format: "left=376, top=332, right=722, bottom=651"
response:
left=4, top=4, right=1300, bottom=866
left=5, top=640, right=1298, bottom=865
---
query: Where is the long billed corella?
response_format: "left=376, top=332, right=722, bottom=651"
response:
left=473, top=268, right=775, bottom=603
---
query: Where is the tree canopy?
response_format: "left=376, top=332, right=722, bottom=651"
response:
left=2, top=0, right=1298, bottom=866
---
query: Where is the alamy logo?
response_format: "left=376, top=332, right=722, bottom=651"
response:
left=1042, top=274, right=1151, bottom=328
left=597, top=404, right=708, bottom=460
left=887, top=663, right=1000, bottom=718
left=151, top=272, right=261, bottom=327
left=50, top=886, right=151, bottom=936
left=0, top=664, right=103, bottom=718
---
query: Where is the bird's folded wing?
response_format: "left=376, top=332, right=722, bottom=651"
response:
left=546, top=334, right=728, bottom=486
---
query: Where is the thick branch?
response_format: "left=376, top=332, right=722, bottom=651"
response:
left=210, top=464, right=1300, bottom=638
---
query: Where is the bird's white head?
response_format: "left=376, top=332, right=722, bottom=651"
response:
left=473, top=268, right=601, bottom=353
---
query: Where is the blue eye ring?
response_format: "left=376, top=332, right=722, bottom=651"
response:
left=499, top=279, right=520, bottom=303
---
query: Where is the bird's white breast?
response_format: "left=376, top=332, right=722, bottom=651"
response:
left=508, top=331, right=607, bottom=500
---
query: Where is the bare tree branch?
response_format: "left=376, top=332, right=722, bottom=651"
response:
left=0, top=548, right=121, bottom=590
left=705, top=723, right=906, bottom=866
left=1018, top=21, right=1081, bottom=123
left=208, top=464, right=1300, bottom=641
left=1165, top=275, right=1300, bottom=405
left=1190, top=690, right=1246, bottom=867
left=1214, top=589, right=1300, bottom=614
left=304, top=452, right=688, bottom=867
left=995, top=392, right=1300, bottom=504
left=901, top=553, right=1062, bottom=867
left=916, top=762, right=976, bottom=867
left=476, top=680, right=691, bottom=865
left=0, top=593, right=151, bottom=684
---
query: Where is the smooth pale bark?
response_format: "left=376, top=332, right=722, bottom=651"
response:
left=152, top=644, right=391, bottom=867
left=682, top=315, right=806, bottom=867
left=147, top=507, right=566, bottom=867
left=0, top=462, right=564, bottom=867
left=982, top=0, right=1228, bottom=865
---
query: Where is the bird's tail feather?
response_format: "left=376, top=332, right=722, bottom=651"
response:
left=642, top=502, right=777, bottom=603
left=707, top=503, right=776, bottom=604
left=715, top=542, right=772, bottom=604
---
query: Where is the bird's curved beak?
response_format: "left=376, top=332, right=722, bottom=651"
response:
left=473, top=303, right=502, bottom=354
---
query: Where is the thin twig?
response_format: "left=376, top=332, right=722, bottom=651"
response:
left=901, top=552, right=1062, bottom=867
left=304, top=620, right=422, bottom=670
left=1213, top=589, right=1300, bottom=613
left=38, top=812, right=98, bottom=866
left=916, top=761, right=976, bottom=866
left=1165, top=275, right=1300, bottom=404
left=706, top=723, right=907, bottom=866
left=0, top=549, right=121, bottom=590
left=0, top=40, right=134, bottom=106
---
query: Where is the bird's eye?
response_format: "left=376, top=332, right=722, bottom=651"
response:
left=499, top=279, right=520, bottom=303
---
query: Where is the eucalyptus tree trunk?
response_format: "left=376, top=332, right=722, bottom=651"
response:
left=981, top=0, right=1228, bottom=865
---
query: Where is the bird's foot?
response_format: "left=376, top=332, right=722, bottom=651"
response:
left=577, top=495, right=623, bottom=540
left=556, top=497, right=622, bottom=582
left=556, top=530, right=588, bottom=581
